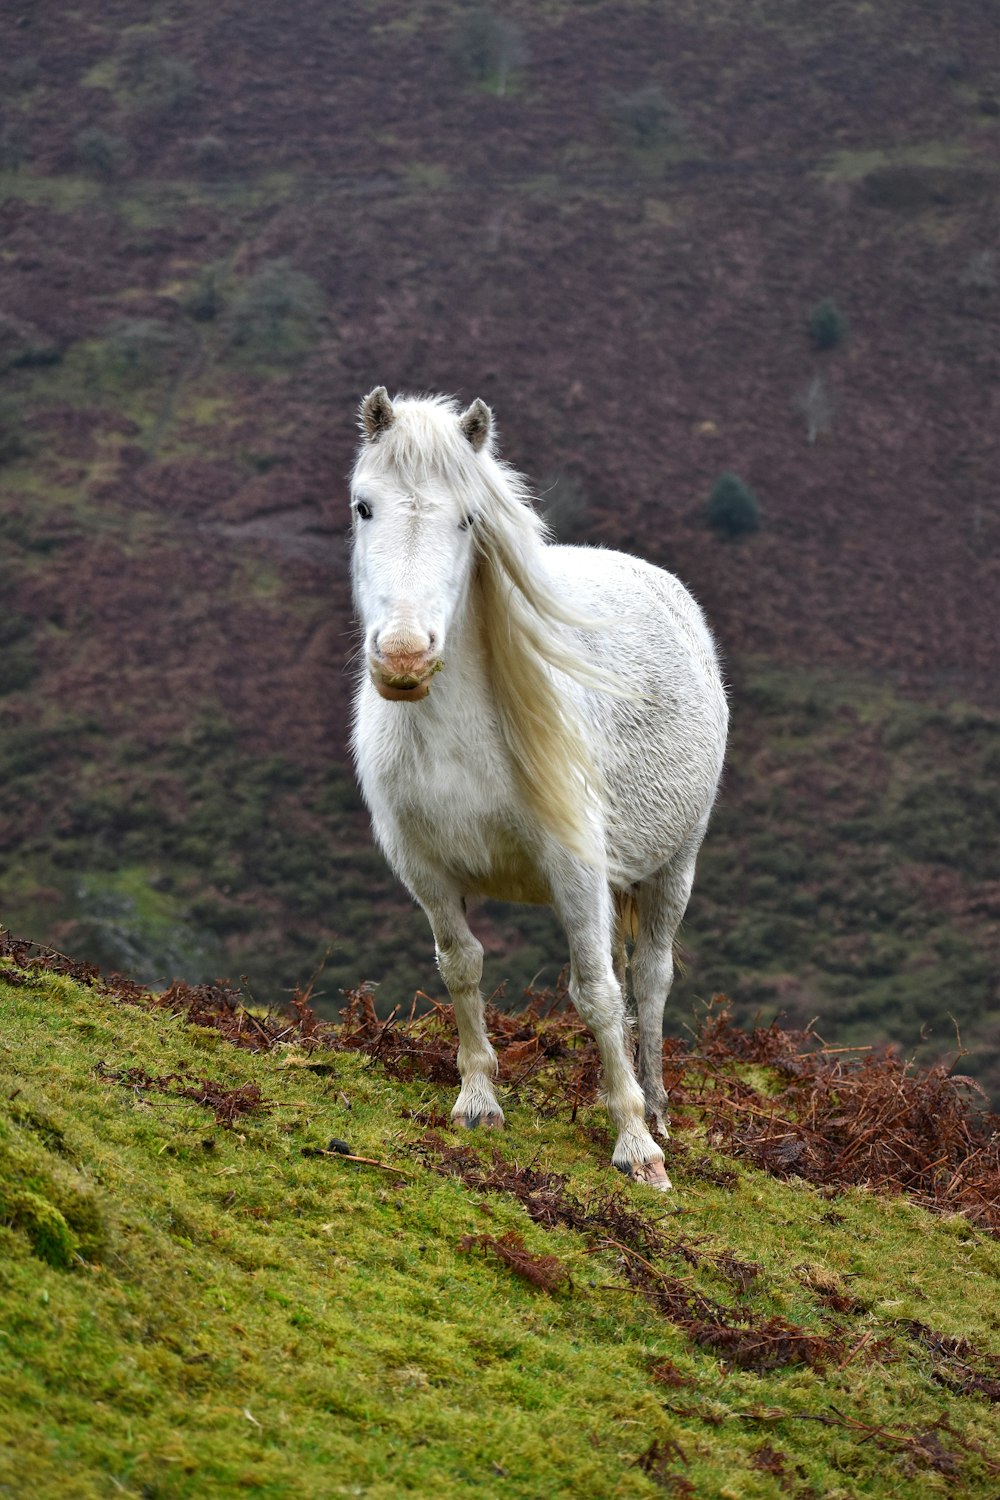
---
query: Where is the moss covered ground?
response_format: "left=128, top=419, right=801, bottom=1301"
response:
left=1, top=960, right=998, bottom=1498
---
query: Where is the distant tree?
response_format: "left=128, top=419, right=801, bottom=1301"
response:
left=609, top=83, right=682, bottom=147
left=706, top=472, right=761, bottom=537
left=452, top=10, right=528, bottom=97
left=808, top=298, right=847, bottom=351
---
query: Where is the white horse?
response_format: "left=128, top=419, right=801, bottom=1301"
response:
left=350, top=389, right=728, bottom=1189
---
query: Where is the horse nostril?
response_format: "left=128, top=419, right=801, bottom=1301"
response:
left=427, top=632, right=438, bottom=652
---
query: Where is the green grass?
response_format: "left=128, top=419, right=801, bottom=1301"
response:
left=1, top=967, right=998, bottom=1497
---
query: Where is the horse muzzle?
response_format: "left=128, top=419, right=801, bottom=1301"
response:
left=369, top=655, right=442, bottom=702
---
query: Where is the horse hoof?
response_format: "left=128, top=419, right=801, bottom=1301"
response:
left=452, top=1111, right=504, bottom=1131
left=616, top=1158, right=673, bottom=1191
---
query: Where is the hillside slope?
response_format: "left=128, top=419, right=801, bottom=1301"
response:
left=2, top=946, right=999, bottom=1498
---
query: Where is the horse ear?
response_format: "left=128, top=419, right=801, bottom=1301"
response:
left=360, top=386, right=395, bottom=442
left=459, top=398, right=493, bottom=453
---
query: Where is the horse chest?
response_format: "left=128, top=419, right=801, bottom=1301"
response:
left=375, top=726, right=550, bottom=905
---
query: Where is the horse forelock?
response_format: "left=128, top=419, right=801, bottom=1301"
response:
left=354, top=395, right=478, bottom=497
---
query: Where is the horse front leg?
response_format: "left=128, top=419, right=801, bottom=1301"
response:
left=422, top=895, right=504, bottom=1130
left=551, top=865, right=671, bottom=1191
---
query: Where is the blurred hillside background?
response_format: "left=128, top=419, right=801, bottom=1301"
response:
left=1, top=0, right=998, bottom=1093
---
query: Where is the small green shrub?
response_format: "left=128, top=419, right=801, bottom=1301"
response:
left=705, top=472, right=761, bottom=537
left=99, top=318, right=179, bottom=381
left=75, top=126, right=130, bottom=179
left=223, top=260, right=325, bottom=360
left=808, top=297, right=847, bottom=350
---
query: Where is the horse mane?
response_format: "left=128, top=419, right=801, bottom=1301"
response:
left=358, top=396, right=612, bottom=863
left=472, top=465, right=609, bottom=864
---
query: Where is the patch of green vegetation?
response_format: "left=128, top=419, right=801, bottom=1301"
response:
left=0, top=169, right=102, bottom=213
left=179, top=394, right=232, bottom=427
left=70, top=866, right=218, bottom=985
left=75, top=127, right=132, bottom=181
left=79, top=55, right=123, bottom=95
left=818, top=141, right=982, bottom=181
left=220, top=259, right=326, bottom=365
left=1, top=969, right=998, bottom=1497
left=97, top=318, right=183, bottom=384
left=0, top=168, right=299, bottom=226
left=20, top=335, right=159, bottom=421
left=406, top=160, right=451, bottom=193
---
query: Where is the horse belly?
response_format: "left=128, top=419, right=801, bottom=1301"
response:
left=395, top=795, right=551, bottom=907
left=467, top=830, right=552, bottom=906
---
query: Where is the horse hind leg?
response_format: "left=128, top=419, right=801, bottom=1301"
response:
left=631, top=833, right=705, bottom=1138
left=424, top=896, right=504, bottom=1130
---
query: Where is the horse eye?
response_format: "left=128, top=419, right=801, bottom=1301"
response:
left=459, top=514, right=475, bottom=531
left=355, top=500, right=373, bottom=521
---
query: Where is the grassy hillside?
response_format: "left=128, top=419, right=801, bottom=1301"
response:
left=2, top=944, right=999, bottom=1498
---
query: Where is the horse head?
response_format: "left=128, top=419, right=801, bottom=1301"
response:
left=350, top=388, right=492, bottom=702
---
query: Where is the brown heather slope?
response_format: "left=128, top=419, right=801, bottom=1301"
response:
left=0, top=0, right=998, bottom=1086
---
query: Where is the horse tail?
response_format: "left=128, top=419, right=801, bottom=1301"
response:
left=612, top=886, right=640, bottom=945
